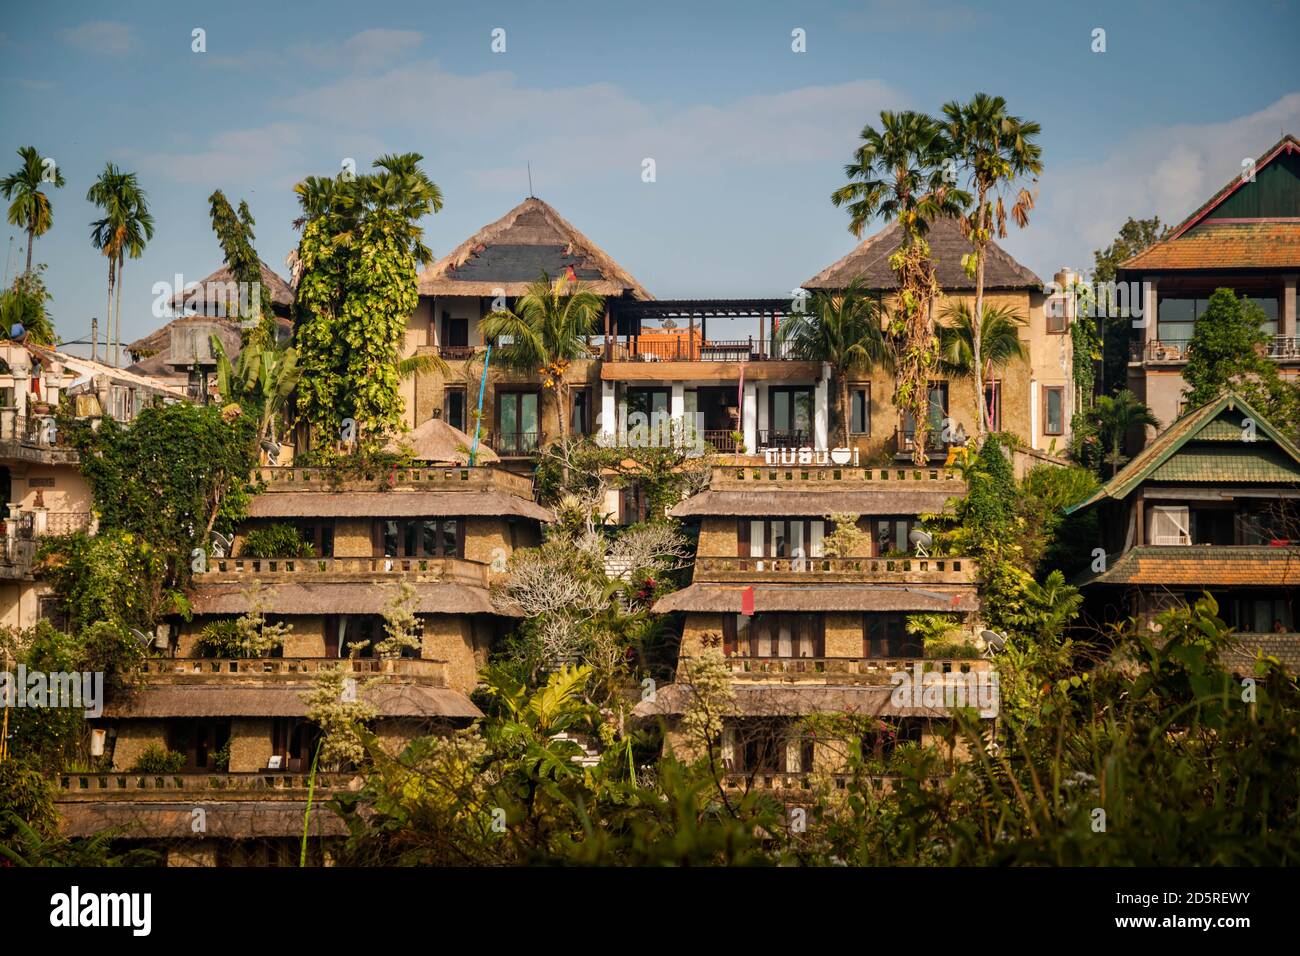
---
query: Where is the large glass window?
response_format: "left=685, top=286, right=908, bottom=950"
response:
left=875, top=517, right=920, bottom=556
left=902, top=382, right=949, bottom=438
left=863, top=613, right=921, bottom=658
left=378, top=518, right=465, bottom=558
left=443, top=387, right=466, bottom=432
left=496, top=391, right=540, bottom=455
left=1043, top=386, right=1064, bottom=435
left=768, top=387, right=813, bottom=444
left=740, top=518, right=826, bottom=559
left=850, top=385, right=871, bottom=435
left=1159, top=294, right=1280, bottom=341
left=723, top=613, right=824, bottom=658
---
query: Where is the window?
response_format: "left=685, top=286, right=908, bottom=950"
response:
left=1042, top=386, right=1064, bottom=436
left=1148, top=505, right=1189, bottom=546
left=984, top=381, right=1002, bottom=431
left=850, top=384, right=871, bottom=435
left=442, top=313, right=469, bottom=348
left=626, top=387, right=670, bottom=419
left=1046, top=295, right=1069, bottom=333
left=739, top=518, right=825, bottom=559
left=864, top=613, right=921, bottom=658
left=571, top=387, right=590, bottom=435
left=861, top=718, right=923, bottom=762
left=726, top=720, right=814, bottom=774
left=723, top=613, right=824, bottom=658
left=768, top=387, right=814, bottom=444
left=166, top=719, right=232, bottom=771
left=902, top=382, right=949, bottom=438
left=377, top=518, right=464, bottom=558
left=294, top=521, right=334, bottom=557
left=495, top=391, right=540, bottom=455
left=1158, top=294, right=1281, bottom=341
left=38, top=595, right=69, bottom=632
left=874, top=517, right=920, bottom=556
left=444, top=387, right=467, bottom=432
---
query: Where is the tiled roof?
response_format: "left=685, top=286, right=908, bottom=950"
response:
left=1223, top=634, right=1300, bottom=676
left=1150, top=446, right=1300, bottom=483
left=1081, top=546, right=1300, bottom=586
left=1121, top=221, right=1300, bottom=272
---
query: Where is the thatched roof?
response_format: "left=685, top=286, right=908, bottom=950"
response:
left=803, top=217, right=1041, bottom=291
left=124, top=314, right=293, bottom=375
left=189, top=581, right=516, bottom=616
left=104, top=683, right=483, bottom=719
left=247, top=490, right=551, bottom=521
left=418, top=197, right=651, bottom=299
left=58, top=801, right=348, bottom=839
left=652, top=584, right=978, bottom=614
left=670, top=489, right=957, bottom=518
left=384, top=417, right=500, bottom=465
left=634, top=683, right=953, bottom=718
left=167, top=259, right=295, bottom=313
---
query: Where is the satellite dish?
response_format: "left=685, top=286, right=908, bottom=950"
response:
left=129, top=627, right=154, bottom=648
left=260, top=438, right=283, bottom=462
left=211, top=530, right=233, bottom=558
left=908, top=528, right=933, bottom=557
left=980, top=629, right=1006, bottom=656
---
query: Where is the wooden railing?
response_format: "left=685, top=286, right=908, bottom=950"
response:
left=604, top=337, right=802, bottom=362
left=139, top=657, right=449, bottom=683
left=694, top=555, right=975, bottom=583
left=714, top=465, right=963, bottom=485
left=252, top=465, right=534, bottom=497
left=700, top=656, right=989, bottom=678
left=1132, top=336, right=1300, bottom=364
left=197, top=555, right=489, bottom=585
left=56, top=771, right=361, bottom=799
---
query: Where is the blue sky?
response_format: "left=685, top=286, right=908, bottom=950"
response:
left=2, top=0, right=1298, bottom=352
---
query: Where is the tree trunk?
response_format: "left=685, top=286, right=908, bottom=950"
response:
left=25, top=225, right=34, bottom=275
left=114, top=257, right=125, bottom=367
left=972, top=188, right=989, bottom=440
left=104, top=259, right=116, bottom=367
left=839, top=373, right=851, bottom=449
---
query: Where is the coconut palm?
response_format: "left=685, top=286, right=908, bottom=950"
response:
left=943, top=94, right=1043, bottom=437
left=1, top=146, right=65, bottom=275
left=775, top=279, right=891, bottom=448
left=938, top=300, right=1029, bottom=429
left=1092, top=390, right=1159, bottom=477
left=87, top=164, right=154, bottom=366
left=481, top=272, right=604, bottom=449
left=832, top=110, right=969, bottom=464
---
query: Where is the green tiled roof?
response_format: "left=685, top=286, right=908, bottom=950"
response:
left=1076, top=545, right=1300, bottom=587
left=1151, top=446, right=1300, bottom=483
left=1066, top=393, right=1300, bottom=513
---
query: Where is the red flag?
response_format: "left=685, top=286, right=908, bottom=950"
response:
left=741, top=586, right=755, bottom=616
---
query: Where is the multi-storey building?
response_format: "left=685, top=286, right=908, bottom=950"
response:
left=59, top=457, right=551, bottom=864
left=637, top=462, right=990, bottom=793
left=1120, top=134, right=1300, bottom=434
left=1, top=341, right=183, bottom=628
left=804, top=217, right=1069, bottom=459
left=1070, top=391, right=1300, bottom=674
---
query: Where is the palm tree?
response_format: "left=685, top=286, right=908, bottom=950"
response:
left=831, top=110, right=969, bottom=464
left=942, top=94, right=1042, bottom=438
left=1, top=146, right=65, bottom=275
left=480, top=272, right=604, bottom=450
left=938, top=300, right=1028, bottom=429
left=87, top=164, right=154, bottom=366
left=1092, top=390, right=1159, bottom=476
left=775, top=280, right=891, bottom=448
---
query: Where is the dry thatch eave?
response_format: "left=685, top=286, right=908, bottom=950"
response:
left=246, top=490, right=552, bottom=522
left=383, top=418, right=500, bottom=465
left=652, top=584, right=978, bottom=614
left=189, top=581, right=517, bottom=616
left=669, top=489, right=958, bottom=518
left=633, top=683, right=953, bottom=718
left=104, top=684, right=483, bottom=719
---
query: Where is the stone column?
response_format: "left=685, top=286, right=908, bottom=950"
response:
left=1141, top=277, right=1159, bottom=345
left=742, top=382, right=758, bottom=453
left=600, top=381, right=616, bottom=441
left=1282, top=275, right=1297, bottom=339
left=815, top=363, right=830, bottom=449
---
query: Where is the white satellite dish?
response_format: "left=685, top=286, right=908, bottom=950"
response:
left=908, top=528, right=933, bottom=557
left=260, top=438, right=283, bottom=463
left=980, top=629, right=1007, bottom=656
left=211, top=530, right=233, bottom=559
left=129, top=627, right=154, bottom=648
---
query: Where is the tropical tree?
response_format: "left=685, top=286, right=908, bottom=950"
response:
left=208, top=190, right=275, bottom=345
left=211, top=335, right=302, bottom=444
left=1, top=146, right=65, bottom=275
left=942, top=94, right=1042, bottom=438
left=1091, top=389, right=1159, bottom=476
left=480, top=272, right=604, bottom=448
left=293, top=152, right=443, bottom=443
left=775, top=279, right=891, bottom=447
left=87, top=164, right=154, bottom=366
left=937, top=300, right=1028, bottom=425
left=0, top=266, right=57, bottom=344
left=832, top=110, right=969, bottom=464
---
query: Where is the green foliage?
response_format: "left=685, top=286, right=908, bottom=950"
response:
left=293, top=153, right=442, bottom=443
left=240, top=523, right=314, bottom=558
left=0, top=759, right=58, bottom=843
left=194, top=585, right=291, bottom=658
left=1086, top=389, right=1159, bottom=477
left=1015, top=464, right=1100, bottom=576
left=0, top=265, right=57, bottom=344
left=1182, top=288, right=1300, bottom=431
left=208, top=190, right=275, bottom=343
left=1093, top=216, right=1170, bottom=396
left=36, top=531, right=170, bottom=633
left=1, top=145, right=65, bottom=273
left=211, top=336, right=302, bottom=443
left=130, top=744, right=186, bottom=774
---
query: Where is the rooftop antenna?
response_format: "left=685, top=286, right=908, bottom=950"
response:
left=527, top=162, right=534, bottom=198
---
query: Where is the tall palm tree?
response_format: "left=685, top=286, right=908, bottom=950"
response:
left=775, top=280, right=891, bottom=448
left=481, top=272, right=604, bottom=449
left=942, top=94, right=1042, bottom=438
left=1092, top=390, right=1159, bottom=476
left=1, top=146, right=65, bottom=275
left=87, top=164, right=154, bottom=366
left=938, top=300, right=1028, bottom=429
left=831, top=111, right=969, bottom=464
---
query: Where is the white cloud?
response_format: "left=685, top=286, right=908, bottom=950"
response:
left=289, top=29, right=423, bottom=73
left=60, top=20, right=137, bottom=57
left=1001, top=91, right=1300, bottom=278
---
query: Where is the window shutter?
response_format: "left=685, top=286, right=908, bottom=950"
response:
left=737, top=519, right=749, bottom=557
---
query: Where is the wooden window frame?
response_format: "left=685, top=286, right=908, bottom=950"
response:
left=1042, top=385, right=1065, bottom=436
left=850, top=383, right=871, bottom=436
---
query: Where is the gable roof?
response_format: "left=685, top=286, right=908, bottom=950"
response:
left=803, top=217, right=1041, bottom=292
left=418, top=197, right=651, bottom=299
left=1121, top=135, right=1300, bottom=272
left=1065, top=392, right=1300, bottom=513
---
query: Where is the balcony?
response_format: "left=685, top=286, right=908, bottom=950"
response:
left=138, top=656, right=450, bottom=686
left=757, top=428, right=810, bottom=449
left=251, top=464, right=534, bottom=498
left=712, top=464, right=964, bottom=487
left=702, top=655, right=990, bottom=685
left=196, top=555, right=490, bottom=587
left=0, top=410, right=80, bottom=464
left=894, top=427, right=959, bottom=460
left=603, top=337, right=801, bottom=363
left=1131, top=336, right=1300, bottom=365
left=484, top=429, right=541, bottom=457
left=694, top=555, right=976, bottom=585
left=56, top=771, right=362, bottom=801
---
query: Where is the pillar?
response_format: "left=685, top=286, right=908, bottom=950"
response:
left=742, top=382, right=758, bottom=453
left=600, top=381, right=616, bottom=441
left=815, top=364, right=830, bottom=449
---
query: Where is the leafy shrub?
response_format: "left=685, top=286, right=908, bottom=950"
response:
left=130, top=745, right=186, bottom=774
left=240, top=523, right=314, bottom=558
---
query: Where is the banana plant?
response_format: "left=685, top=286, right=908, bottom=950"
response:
left=211, top=334, right=303, bottom=443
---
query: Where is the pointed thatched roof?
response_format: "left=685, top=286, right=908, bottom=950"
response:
left=803, top=217, right=1041, bottom=292
left=418, top=197, right=651, bottom=299
left=167, top=259, right=295, bottom=313
left=384, top=418, right=500, bottom=465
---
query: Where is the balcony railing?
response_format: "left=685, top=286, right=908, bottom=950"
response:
left=757, top=429, right=810, bottom=449
left=4, top=509, right=94, bottom=540
left=895, top=427, right=957, bottom=456
left=487, top=430, right=541, bottom=456
left=139, top=656, right=449, bottom=684
left=707, top=656, right=990, bottom=679
left=702, top=429, right=740, bottom=452
left=694, top=555, right=975, bottom=584
left=56, top=771, right=362, bottom=799
left=251, top=465, right=534, bottom=497
left=1132, top=336, right=1300, bottom=364
left=603, top=337, right=802, bottom=362
left=197, top=555, right=489, bottom=586
left=715, top=464, right=964, bottom=485
left=437, top=345, right=477, bottom=360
